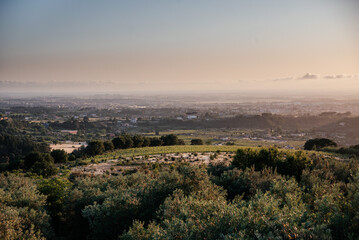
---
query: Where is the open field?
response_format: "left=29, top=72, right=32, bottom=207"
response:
left=86, top=145, right=243, bottom=162
left=141, top=129, right=305, bottom=147
left=50, top=142, right=87, bottom=153
left=72, top=151, right=234, bottom=176
left=73, top=145, right=346, bottom=176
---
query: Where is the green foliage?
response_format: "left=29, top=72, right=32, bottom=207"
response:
left=278, top=151, right=313, bottom=179
left=80, top=134, right=185, bottom=160
left=122, top=134, right=134, bottom=149
left=190, top=138, right=204, bottom=145
left=79, top=165, right=214, bottom=240
left=132, top=135, right=144, bottom=148
left=0, top=133, right=50, bottom=171
left=103, top=140, right=114, bottom=151
left=112, top=135, right=126, bottom=149
left=0, top=173, right=53, bottom=239
left=24, top=152, right=57, bottom=177
left=38, top=178, right=71, bottom=235
left=149, top=137, right=163, bottom=147
left=212, top=167, right=283, bottom=200
left=51, top=149, right=68, bottom=163
left=232, top=148, right=312, bottom=178
left=86, top=140, right=105, bottom=156
left=160, top=134, right=181, bottom=146
left=304, top=138, right=337, bottom=150
left=121, top=177, right=331, bottom=240
left=2, top=146, right=359, bottom=239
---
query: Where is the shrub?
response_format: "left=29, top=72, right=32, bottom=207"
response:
left=190, top=138, right=203, bottom=145
left=304, top=138, right=337, bottom=150
left=0, top=173, right=53, bottom=239
left=86, top=140, right=105, bottom=156
left=51, top=149, right=68, bottom=163
left=24, top=152, right=57, bottom=177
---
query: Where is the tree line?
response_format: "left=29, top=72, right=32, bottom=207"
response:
left=0, top=133, right=188, bottom=176
left=80, top=134, right=186, bottom=157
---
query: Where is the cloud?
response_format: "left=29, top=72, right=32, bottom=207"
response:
left=269, top=73, right=319, bottom=82
left=270, top=77, right=294, bottom=82
left=0, top=80, right=35, bottom=85
left=269, top=73, right=359, bottom=82
left=324, top=74, right=358, bottom=79
left=298, top=73, right=318, bottom=80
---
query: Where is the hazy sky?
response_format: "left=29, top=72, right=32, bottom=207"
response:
left=0, top=0, right=358, bottom=95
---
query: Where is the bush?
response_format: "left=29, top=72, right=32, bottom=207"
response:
left=149, top=137, right=163, bottom=147
left=122, top=177, right=330, bottom=240
left=232, top=148, right=312, bottom=178
left=132, top=135, right=144, bottom=148
left=51, top=149, right=68, bottom=163
left=161, top=134, right=185, bottom=146
left=191, top=138, right=203, bottom=145
left=24, top=152, right=57, bottom=177
left=103, top=141, right=114, bottom=151
left=38, top=178, right=71, bottom=235
left=304, top=138, right=337, bottom=150
left=0, top=173, right=53, bottom=239
left=86, top=140, right=105, bottom=156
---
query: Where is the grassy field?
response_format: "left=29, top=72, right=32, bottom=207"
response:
left=87, top=145, right=245, bottom=162
left=141, top=129, right=305, bottom=147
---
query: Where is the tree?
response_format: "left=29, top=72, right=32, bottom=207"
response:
left=142, top=137, right=151, bottom=147
left=304, top=138, right=337, bottom=150
left=112, top=136, right=126, bottom=149
left=38, top=177, right=71, bottom=235
left=232, top=147, right=281, bottom=171
left=149, top=137, right=163, bottom=147
left=161, top=134, right=181, bottom=146
left=24, top=152, right=57, bottom=177
left=86, top=140, right=105, bottom=156
left=104, top=141, right=114, bottom=151
left=178, top=139, right=186, bottom=145
left=132, top=135, right=144, bottom=148
left=0, top=133, right=50, bottom=167
left=232, top=148, right=258, bottom=170
left=0, top=173, right=53, bottom=239
left=51, top=149, right=68, bottom=163
left=122, top=135, right=134, bottom=148
left=191, top=139, right=203, bottom=145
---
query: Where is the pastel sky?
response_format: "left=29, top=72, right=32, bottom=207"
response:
left=0, top=0, right=358, bottom=95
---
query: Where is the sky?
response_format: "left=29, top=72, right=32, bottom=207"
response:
left=0, top=0, right=358, bottom=96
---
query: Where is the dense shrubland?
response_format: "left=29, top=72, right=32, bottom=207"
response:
left=0, top=174, right=53, bottom=239
left=1, top=146, right=359, bottom=239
